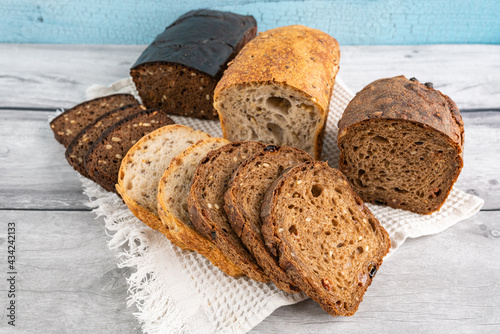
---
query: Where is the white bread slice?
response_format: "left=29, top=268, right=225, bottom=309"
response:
left=116, top=124, right=210, bottom=248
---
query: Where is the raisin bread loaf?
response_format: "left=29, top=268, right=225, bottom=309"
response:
left=131, top=9, right=257, bottom=120
left=337, top=76, right=464, bottom=214
left=188, top=141, right=270, bottom=282
left=224, top=145, right=313, bottom=292
left=116, top=125, right=210, bottom=248
left=214, top=25, right=340, bottom=159
left=50, top=94, right=138, bottom=147
left=85, top=109, right=175, bottom=193
left=261, top=161, right=390, bottom=316
left=157, top=138, right=244, bottom=277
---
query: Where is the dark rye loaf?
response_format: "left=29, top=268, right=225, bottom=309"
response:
left=337, top=75, right=464, bottom=214
left=131, top=9, right=257, bottom=120
left=84, top=109, right=175, bottom=193
left=261, top=161, right=390, bottom=316
left=188, top=141, right=270, bottom=282
left=224, top=145, right=313, bottom=293
left=50, top=94, right=138, bottom=147
left=65, top=104, right=147, bottom=178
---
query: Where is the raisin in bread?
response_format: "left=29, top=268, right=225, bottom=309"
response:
left=85, top=109, right=175, bottom=193
left=131, top=9, right=257, bottom=120
left=188, top=141, right=270, bottom=282
left=224, top=145, right=313, bottom=292
left=50, top=94, right=138, bottom=147
left=337, top=76, right=464, bottom=214
left=214, top=25, right=340, bottom=159
left=116, top=125, right=210, bottom=249
left=157, top=137, right=244, bottom=277
left=261, top=161, right=390, bottom=316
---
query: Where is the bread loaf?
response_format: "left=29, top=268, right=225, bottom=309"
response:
left=337, top=76, right=464, bottom=214
left=214, top=25, right=340, bottom=159
left=131, top=9, right=257, bottom=120
left=261, top=161, right=390, bottom=316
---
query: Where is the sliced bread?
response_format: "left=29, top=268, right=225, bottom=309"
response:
left=84, top=109, right=175, bottom=193
left=116, top=125, right=210, bottom=249
left=261, top=161, right=390, bottom=316
left=224, top=145, right=313, bottom=292
left=157, top=137, right=244, bottom=277
left=50, top=94, right=138, bottom=147
left=188, top=141, right=270, bottom=282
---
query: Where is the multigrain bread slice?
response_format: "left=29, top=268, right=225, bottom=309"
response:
left=50, top=94, right=138, bottom=147
left=131, top=9, right=257, bottom=119
left=116, top=125, right=210, bottom=249
left=224, top=145, right=313, bottom=292
left=65, top=104, right=147, bottom=178
left=84, top=109, right=175, bottom=193
left=188, top=141, right=270, bottom=282
left=337, top=76, right=464, bottom=214
left=214, top=25, right=340, bottom=159
left=157, top=137, right=244, bottom=277
left=261, top=161, right=390, bottom=316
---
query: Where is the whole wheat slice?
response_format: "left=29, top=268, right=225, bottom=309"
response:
left=157, top=137, right=244, bottom=277
left=261, top=161, right=390, bottom=316
left=116, top=125, right=210, bottom=249
left=224, top=145, right=313, bottom=292
left=188, top=141, right=270, bottom=282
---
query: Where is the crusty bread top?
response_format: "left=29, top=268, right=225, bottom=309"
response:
left=214, top=25, right=340, bottom=116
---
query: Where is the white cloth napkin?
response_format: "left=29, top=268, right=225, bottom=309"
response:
left=81, top=77, right=484, bottom=334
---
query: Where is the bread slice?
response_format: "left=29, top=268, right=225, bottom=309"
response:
left=116, top=125, right=210, bottom=249
left=65, top=104, right=147, bottom=178
left=84, top=109, right=175, bottom=193
left=157, top=137, right=244, bottom=277
left=337, top=76, right=464, bottom=214
left=214, top=25, right=340, bottom=159
left=224, top=145, right=313, bottom=292
left=188, top=141, right=270, bottom=282
left=261, top=161, right=390, bottom=316
left=50, top=94, right=138, bottom=147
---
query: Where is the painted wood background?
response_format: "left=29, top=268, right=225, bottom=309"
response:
left=2, top=0, right=500, bottom=45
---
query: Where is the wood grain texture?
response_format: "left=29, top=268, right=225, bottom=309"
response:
left=2, top=0, right=500, bottom=45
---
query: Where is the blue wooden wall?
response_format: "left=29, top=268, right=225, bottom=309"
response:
left=2, top=0, right=499, bottom=45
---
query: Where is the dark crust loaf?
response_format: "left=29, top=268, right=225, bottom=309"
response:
left=261, top=161, right=391, bottom=316
left=188, top=141, right=270, bottom=282
left=65, top=104, right=146, bottom=178
left=84, top=109, right=175, bottom=193
left=224, top=145, right=313, bottom=293
left=131, top=9, right=257, bottom=119
left=50, top=94, right=138, bottom=147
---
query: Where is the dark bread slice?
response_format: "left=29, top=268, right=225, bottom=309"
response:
left=65, top=104, right=146, bottom=178
left=337, top=75, right=464, bottom=214
left=188, top=141, right=270, bottom=282
left=84, top=109, right=175, bottom=193
left=131, top=9, right=257, bottom=120
left=261, top=161, right=390, bottom=316
left=224, top=145, right=313, bottom=292
left=50, top=94, right=138, bottom=147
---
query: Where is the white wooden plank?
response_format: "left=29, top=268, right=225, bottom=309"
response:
left=0, top=44, right=499, bottom=110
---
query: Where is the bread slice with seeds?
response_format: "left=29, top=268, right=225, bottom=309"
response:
left=50, top=94, right=138, bottom=147
left=188, top=141, right=270, bottom=282
left=157, top=137, right=244, bottom=277
left=85, top=109, right=175, bottom=193
left=224, top=145, right=313, bottom=292
left=116, top=125, right=210, bottom=249
left=261, top=161, right=390, bottom=316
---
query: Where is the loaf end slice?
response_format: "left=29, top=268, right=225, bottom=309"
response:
left=50, top=94, right=138, bottom=147
left=224, top=145, right=313, bottom=292
left=261, top=161, right=390, bottom=316
left=188, top=141, right=270, bottom=282
left=158, top=137, right=244, bottom=277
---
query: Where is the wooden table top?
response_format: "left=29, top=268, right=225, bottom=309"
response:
left=0, top=43, right=499, bottom=333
